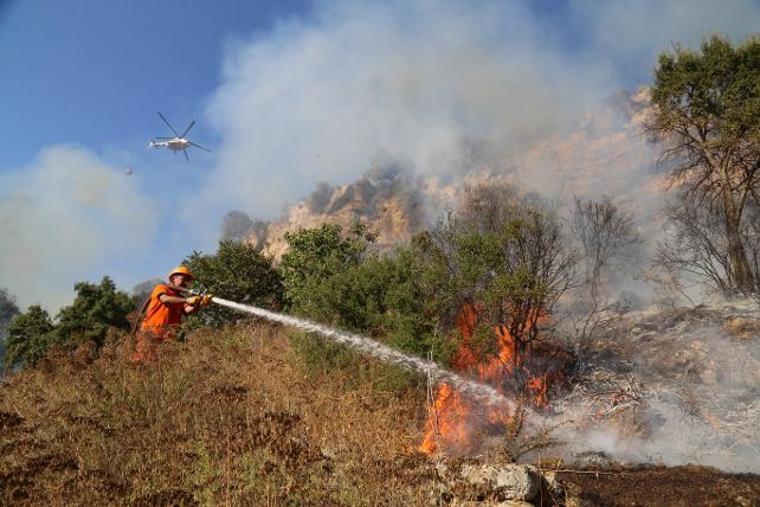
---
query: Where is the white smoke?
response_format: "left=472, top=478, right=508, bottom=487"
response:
left=570, top=0, right=760, bottom=68
left=0, top=145, right=158, bottom=310
left=203, top=0, right=620, bottom=218
left=549, top=301, right=760, bottom=473
left=202, top=0, right=760, bottom=222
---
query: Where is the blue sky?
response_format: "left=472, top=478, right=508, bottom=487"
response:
left=0, top=0, right=312, bottom=308
left=0, top=0, right=311, bottom=168
left=1, top=0, right=759, bottom=310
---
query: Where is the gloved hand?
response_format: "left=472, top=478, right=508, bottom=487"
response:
left=200, top=294, right=213, bottom=307
left=186, top=295, right=202, bottom=306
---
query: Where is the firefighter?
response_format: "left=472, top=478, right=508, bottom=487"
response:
left=131, top=265, right=211, bottom=363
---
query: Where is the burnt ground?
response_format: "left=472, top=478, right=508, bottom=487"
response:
left=1, top=325, right=760, bottom=505
left=556, top=464, right=760, bottom=507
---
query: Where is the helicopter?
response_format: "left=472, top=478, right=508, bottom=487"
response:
left=149, top=111, right=210, bottom=160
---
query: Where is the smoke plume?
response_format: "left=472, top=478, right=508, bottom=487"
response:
left=0, top=146, right=157, bottom=310
left=202, top=0, right=760, bottom=223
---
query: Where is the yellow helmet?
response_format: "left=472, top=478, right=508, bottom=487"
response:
left=168, top=265, right=194, bottom=281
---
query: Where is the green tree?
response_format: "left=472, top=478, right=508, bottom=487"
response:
left=184, top=240, right=283, bottom=327
left=0, top=288, right=20, bottom=365
left=369, top=245, right=454, bottom=362
left=279, top=222, right=450, bottom=391
left=417, top=184, right=576, bottom=362
left=648, top=35, right=760, bottom=294
left=4, top=277, right=133, bottom=369
left=55, top=277, right=133, bottom=347
left=280, top=223, right=373, bottom=322
left=280, top=222, right=378, bottom=370
left=4, top=305, right=55, bottom=369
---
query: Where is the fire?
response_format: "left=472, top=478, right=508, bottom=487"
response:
left=420, top=302, right=550, bottom=455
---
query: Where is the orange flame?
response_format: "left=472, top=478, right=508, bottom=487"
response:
left=420, top=302, right=549, bottom=455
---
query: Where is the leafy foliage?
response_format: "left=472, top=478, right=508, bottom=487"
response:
left=184, top=240, right=283, bottom=327
left=648, top=35, right=760, bottom=294
left=281, top=222, right=376, bottom=327
left=5, top=305, right=55, bottom=369
left=55, top=277, right=133, bottom=346
left=279, top=222, right=449, bottom=390
left=279, top=185, right=576, bottom=381
left=0, top=288, right=20, bottom=365
left=4, top=277, right=132, bottom=369
left=280, top=222, right=382, bottom=372
left=420, top=185, right=576, bottom=355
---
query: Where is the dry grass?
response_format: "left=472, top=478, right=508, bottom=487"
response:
left=0, top=322, right=437, bottom=506
left=4, top=322, right=759, bottom=506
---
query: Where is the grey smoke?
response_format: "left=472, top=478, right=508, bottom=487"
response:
left=550, top=301, right=760, bottom=473
left=202, top=0, right=760, bottom=224
left=0, top=146, right=158, bottom=310
left=202, top=0, right=618, bottom=218
left=220, top=210, right=257, bottom=242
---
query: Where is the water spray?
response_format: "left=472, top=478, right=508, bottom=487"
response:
left=182, top=286, right=518, bottom=411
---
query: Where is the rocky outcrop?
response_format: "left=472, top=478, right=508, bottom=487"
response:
left=232, top=89, right=661, bottom=261
left=235, top=165, right=424, bottom=259
left=237, top=165, right=520, bottom=260
left=434, top=461, right=564, bottom=506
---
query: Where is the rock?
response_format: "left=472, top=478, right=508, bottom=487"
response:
left=459, top=464, right=540, bottom=501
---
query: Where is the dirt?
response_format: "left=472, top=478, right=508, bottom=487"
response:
left=557, top=464, right=760, bottom=506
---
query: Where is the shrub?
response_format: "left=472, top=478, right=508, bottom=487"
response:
left=280, top=222, right=378, bottom=375
left=4, top=305, right=56, bottom=369
left=4, top=277, right=132, bottom=370
left=184, top=240, right=283, bottom=327
left=417, top=186, right=576, bottom=361
left=55, top=277, right=133, bottom=347
left=280, top=223, right=452, bottom=384
left=0, top=288, right=20, bottom=366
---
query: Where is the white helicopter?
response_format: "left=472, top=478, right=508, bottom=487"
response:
left=149, top=111, right=210, bottom=160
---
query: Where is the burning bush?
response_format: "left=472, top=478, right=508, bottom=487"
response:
left=418, top=185, right=575, bottom=372
left=277, top=184, right=578, bottom=454
left=414, top=185, right=577, bottom=454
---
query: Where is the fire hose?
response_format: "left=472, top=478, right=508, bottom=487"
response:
left=174, top=285, right=518, bottom=409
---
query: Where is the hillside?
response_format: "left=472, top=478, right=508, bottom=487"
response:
left=1, top=314, right=760, bottom=505
left=0, top=325, right=430, bottom=505
left=231, top=88, right=661, bottom=261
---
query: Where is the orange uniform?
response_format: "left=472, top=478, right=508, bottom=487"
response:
left=132, top=283, right=186, bottom=363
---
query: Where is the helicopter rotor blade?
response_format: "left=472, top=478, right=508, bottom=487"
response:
left=157, top=111, right=181, bottom=137
left=181, top=120, right=196, bottom=138
left=153, top=136, right=174, bottom=140
left=184, top=149, right=190, bottom=161
left=189, top=141, right=211, bottom=152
